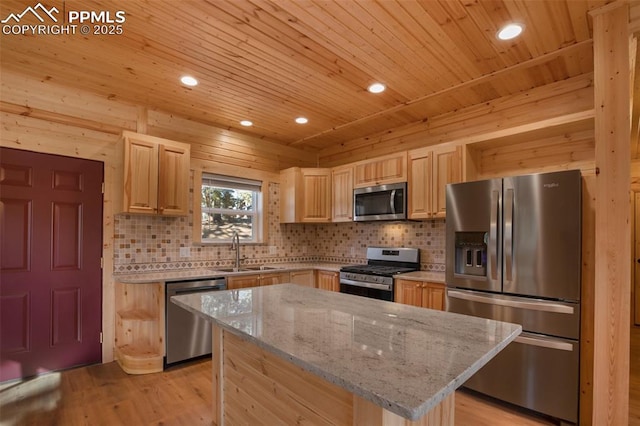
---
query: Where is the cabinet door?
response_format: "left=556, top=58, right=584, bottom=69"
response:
left=124, top=138, right=159, bottom=214
left=317, top=271, right=339, bottom=292
left=158, top=144, right=190, bottom=216
left=408, top=153, right=433, bottom=220
left=279, top=167, right=303, bottom=224
left=394, top=279, right=423, bottom=307
left=302, top=169, right=331, bottom=222
left=290, top=270, right=315, bottom=287
left=353, top=152, right=407, bottom=188
left=423, top=283, right=446, bottom=311
left=332, top=166, right=353, bottom=222
left=260, top=272, right=290, bottom=286
left=431, top=146, right=462, bottom=219
left=227, top=275, right=260, bottom=289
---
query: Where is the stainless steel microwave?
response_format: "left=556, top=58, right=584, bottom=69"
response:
left=353, top=182, right=407, bottom=221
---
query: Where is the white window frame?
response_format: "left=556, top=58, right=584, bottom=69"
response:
left=196, top=172, right=265, bottom=244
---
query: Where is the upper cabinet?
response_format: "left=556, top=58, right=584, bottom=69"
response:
left=408, top=145, right=462, bottom=220
left=353, top=152, right=407, bottom=188
left=280, top=167, right=331, bottom=223
left=331, top=165, right=353, bottom=222
left=122, top=131, right=190, bottom=216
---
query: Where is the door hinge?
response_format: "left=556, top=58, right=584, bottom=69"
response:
left=101, top=182, right=105, bottom=194
left=100, top=257, right=104, bottom=269
left=100, top=332, right=103, bottom=344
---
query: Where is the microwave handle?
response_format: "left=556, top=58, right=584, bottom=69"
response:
left=390, top=189, right=396, bottom=214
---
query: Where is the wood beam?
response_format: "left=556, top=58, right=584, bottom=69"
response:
left=590, top=2, right=631, bottom=425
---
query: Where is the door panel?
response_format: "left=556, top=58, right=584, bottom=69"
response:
left=0, top=293, right=30, bottom=353
left=51, top=287, right=81, bottom=346
left=445, top=178, right=502, bottom=292
left=504, top=171, right=581, bottom=301
left=52, top=202, right=82, bottom=270
left=0, top=198, right=31, bottom=271
left=0, top=147, right=103, bottom=381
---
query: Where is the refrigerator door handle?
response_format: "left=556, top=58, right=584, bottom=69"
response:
left=504, top=187, right=514, bottom=283
left=447, top=290, right=575, bottom=314
left=515, top=333, right=574, bottom=352
left=489, top=189, right=499, bottom=282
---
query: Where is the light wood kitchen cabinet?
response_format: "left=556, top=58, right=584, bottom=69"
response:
left=394, top=279, right=446, bottom=311
left=353, top=152, right=407, bottom=188
left=227, top=274, right=260, bottom=289
left=331, top=165, right=354, bottom=222
left=317, top=270, right=340, bottom=292
left=408, top=145, right=462, bottom=219
left=290, top=270, right=315, bottom=287
left=260, top=271, right=291, bottom=286
left=122, top=131, right=190, bottom=216
left=280, top=167, right=331, bottom=223
left=114, top=281, right=164, bottom=374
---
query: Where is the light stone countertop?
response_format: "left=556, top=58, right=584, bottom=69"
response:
left=395, top=270, right=446, bottom=283
left=114, top=262, right=348, bottom=284
left=172, top=284, right=521, bottom=421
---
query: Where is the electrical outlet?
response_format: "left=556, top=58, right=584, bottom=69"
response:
left=179, top=247, right=190, bottom=258
left=350, top=247, right=355, bottom=256
left=269, top=246, right=277, bottom=255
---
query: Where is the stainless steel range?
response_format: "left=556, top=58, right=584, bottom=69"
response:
left=339, top=247, right=420, bottom=301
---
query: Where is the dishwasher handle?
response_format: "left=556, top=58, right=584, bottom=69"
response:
left=173, top=285, right=226, bottom=295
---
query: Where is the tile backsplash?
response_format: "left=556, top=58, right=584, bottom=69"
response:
left=114, top=181, right=445, bottom=273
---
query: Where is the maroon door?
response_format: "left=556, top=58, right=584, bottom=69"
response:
left=0, top=147, right=103, bottom=381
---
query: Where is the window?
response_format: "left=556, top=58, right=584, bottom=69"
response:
left=200, top=173, right=263, bottom=243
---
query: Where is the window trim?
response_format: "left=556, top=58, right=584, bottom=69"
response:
left=193, top=170, right=268, bottom=245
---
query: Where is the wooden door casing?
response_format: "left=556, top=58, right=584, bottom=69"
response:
left=0, top=147, right=103, bottom=381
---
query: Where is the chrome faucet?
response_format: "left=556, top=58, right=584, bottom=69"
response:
left=231, top=231, right=241, bottom=270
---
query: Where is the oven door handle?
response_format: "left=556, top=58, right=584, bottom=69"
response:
left=340, top=278, right=392, bottom=291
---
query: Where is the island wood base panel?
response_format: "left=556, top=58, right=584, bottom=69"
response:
left=211, top=326, right=454, bottom=426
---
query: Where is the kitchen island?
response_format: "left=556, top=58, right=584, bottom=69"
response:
left=172, top=284, right=521, bottom=425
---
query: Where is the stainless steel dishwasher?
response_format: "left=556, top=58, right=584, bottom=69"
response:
left=165, top=277, right=226, bottom=367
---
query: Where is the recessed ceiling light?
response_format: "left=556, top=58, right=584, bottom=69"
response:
left=368, top=82, right=386, bottom=94
left=497, top=23, right=524, bottom=40
left=240, top=120, right=253, bottom=127
left=180, top=75, right=198, bottom=86
left=295, top=117, right=308, bottom=124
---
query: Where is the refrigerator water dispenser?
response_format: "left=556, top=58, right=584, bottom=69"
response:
left=454, top=232, right=487, bottom=277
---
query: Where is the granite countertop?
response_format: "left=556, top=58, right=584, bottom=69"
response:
left=114, top=262, right=348, bottom=284
left=395, top=270, right=446, bottom=283
left=172, top=284, right=521, bottom=421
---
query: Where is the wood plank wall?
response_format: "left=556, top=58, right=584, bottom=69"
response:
left=318, top=73, right=595, bottom=167
left=0, top=70, right=314, bottom=173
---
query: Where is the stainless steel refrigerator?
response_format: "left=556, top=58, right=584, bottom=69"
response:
left=445, top=169, right=581, bottom=424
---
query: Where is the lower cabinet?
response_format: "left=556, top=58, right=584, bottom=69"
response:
left=290, top=270, right=315, bottom=287
left=317, top=270, right=340, bottom=292
left=114, top=281, right=164, bottom=374
left=227, top=274, right=260, bottom=289
left=394, top=279, right=446, bottom=311
left=227, top=272, right=292, bottom=289
left=260, top=272, right=291, bottom=286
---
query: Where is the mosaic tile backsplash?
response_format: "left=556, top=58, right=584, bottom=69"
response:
left=114, top=181, right=445, bottom=273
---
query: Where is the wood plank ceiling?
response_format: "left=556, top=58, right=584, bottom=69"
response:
left=0, top=0, right=609, bottom=152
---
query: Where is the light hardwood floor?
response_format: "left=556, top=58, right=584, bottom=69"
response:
left=2, top=328, right=639, bottom=425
